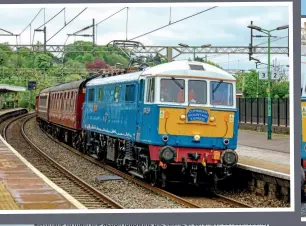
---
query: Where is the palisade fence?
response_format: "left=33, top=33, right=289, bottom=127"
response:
left=237, top=98, right=289, bottom=127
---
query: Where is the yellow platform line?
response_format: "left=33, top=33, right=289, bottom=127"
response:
left=0, top=181, right=19, bottom=210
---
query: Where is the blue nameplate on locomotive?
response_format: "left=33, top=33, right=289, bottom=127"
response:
left=187, top=109, right=209, bottom=123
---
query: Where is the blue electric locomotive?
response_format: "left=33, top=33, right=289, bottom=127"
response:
left=81, top=60, right=239, bottom=187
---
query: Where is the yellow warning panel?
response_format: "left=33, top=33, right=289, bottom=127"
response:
left=0, top=181, right=19, bottom=210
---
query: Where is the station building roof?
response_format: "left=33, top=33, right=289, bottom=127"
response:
left=0, top=84, right=26, bottom=93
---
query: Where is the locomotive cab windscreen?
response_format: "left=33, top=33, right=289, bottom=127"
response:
left=145, top=76, right=235, bottom=108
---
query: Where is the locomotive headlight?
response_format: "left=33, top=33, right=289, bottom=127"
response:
left=180, top=114, right=186, bottom=120
left=221, top=150, right=238, bottom=167
left=159, top=146, right=176, bottom=164
left=194, top=134, right=200, bottom=141
left=209, top=116, right=215, bottom=122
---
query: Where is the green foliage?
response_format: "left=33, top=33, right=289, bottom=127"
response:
left=235, top=70, right=289, bottom=98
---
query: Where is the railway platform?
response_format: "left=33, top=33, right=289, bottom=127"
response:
left=0, top=108, right=85, bottom=210
left=236, top=130, right=290, bottom=180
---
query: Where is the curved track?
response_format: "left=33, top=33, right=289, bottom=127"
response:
left=4, top=113, right=123, bottom=209
left=30, top=115, right=252, bottom=208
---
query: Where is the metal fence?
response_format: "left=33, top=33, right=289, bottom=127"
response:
left=237, top=98, right=289, bottom=127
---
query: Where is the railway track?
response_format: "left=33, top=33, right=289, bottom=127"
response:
left=3, top=113, right=123, bottom=209
left=26, top=115, right=252, bottom=209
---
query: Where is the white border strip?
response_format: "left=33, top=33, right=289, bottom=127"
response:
left=288, top=0, right=294, bottom=212
left=0, top=2, right=290, bottom=8
left=0, top=1, right=294, bottom=214
left=0, top=135, right=87, bottom=210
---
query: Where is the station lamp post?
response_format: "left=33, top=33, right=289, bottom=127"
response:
left=247, top=24, right=289, bottom=140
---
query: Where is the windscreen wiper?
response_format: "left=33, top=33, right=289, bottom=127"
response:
left=212, top=80, right=224, bottom=93
left=171, top=77, right=184, bottom=89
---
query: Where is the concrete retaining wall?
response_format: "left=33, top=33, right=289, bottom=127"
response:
left=239, top=123, right=290, bottom=135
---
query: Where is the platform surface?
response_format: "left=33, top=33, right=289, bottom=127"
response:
left=0, top=110, right=84, bottom=210
left=236, top=130, right=290, bottom=177
left=0, top=108, right=25, bottom=116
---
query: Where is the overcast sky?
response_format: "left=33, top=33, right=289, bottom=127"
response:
left=0, top=3, right=290, bottom=71
left=302, top=0, right=306, bottom=15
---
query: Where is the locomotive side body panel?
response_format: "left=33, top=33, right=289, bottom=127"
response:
left=82, top=81, right=139, bottom=141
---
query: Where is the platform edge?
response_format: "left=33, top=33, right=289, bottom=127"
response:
left=0, top=135, right=87, bottom=210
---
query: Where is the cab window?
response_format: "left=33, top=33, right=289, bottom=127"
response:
left=210, top=81, right=233, bottom=106
left=160, top=78, right=185, bottom=103
left=188, top=80, right=207, bottom=104
left=146, top=78, right=155, bottom=102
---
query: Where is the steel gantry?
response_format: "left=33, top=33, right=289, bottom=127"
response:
left=5, top=44, right=288, bottom=62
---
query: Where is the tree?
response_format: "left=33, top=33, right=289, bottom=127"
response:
left=85, top=58, right=111, bottom=72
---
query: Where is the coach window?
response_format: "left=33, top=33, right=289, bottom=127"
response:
left=65, top=93, right=68, bottom=111
left=69, top=92, right=71, bottom=112
left=56, top=94, right=58, bottom=110
left=125, top=84, right=135, bottom=102
left=146, top=78, right=155, bottom=103
left=188, top=80, right=207, bottom=104
left=114, top=86, right=120, bottom=102
left=57, top=93, right=59, bottom=110
left=71, top=92, right=74, bottom=112
left=68, top=92, right=71, bottom=112
left=52, top=94, right=54, bottom=110
left=74, top=91, right=77, bottom=111
left=98, top=88, right=103, bottom=102
left=88, top=88, right=95, bottom=102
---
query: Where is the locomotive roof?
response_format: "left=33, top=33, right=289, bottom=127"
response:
left=40, top=79, right=86, bottom=93
left=86, top=61, right=235, bottom=87
left=141, top=60, right=235, bottom=80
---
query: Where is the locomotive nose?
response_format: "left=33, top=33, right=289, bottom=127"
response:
left=221, top=150, right=238, bottom=167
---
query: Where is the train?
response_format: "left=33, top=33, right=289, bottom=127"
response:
left=36, top=60, right=239, bottom=188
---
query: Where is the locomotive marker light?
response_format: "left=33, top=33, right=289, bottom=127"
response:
left=209, top=116, right=216, bottom=122
left=180, top=114, right=186, bottom=120
left=247, top=24, right=289, bottom=140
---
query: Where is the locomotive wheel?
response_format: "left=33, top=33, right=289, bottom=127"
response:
left=161, top=171, right=167, bottom=188
left=150, top=170, right=158, bottom=186
left=96, top=146, right=105, bottom=161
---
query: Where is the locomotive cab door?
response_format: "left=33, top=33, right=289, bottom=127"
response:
left=136, top=79, right=145, bottom=142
